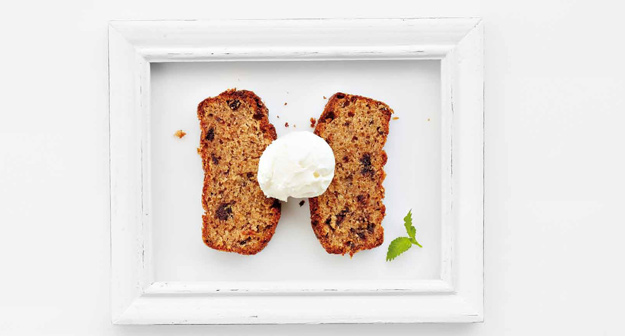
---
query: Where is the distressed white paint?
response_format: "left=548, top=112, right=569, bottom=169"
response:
left=109, top=18, right=483, bottom=324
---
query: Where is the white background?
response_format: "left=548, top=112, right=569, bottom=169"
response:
left=0, top=0, right=624, bottom=335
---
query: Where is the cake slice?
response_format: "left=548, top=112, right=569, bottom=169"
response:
left=309, top=92, right=393, bottom=256
left=197, top=89, right=281, bottom=255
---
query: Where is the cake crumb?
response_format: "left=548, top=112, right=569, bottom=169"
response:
left=427, top=118, right=431, bottom=121
left=285, top=122, right=289, bottom=127
left=299, top=200, right=305, bottom=207
left=323, top=96, right=327, bottom=99
left=284, top=102, right=288, bottom=106
left=174, top=130, right=186, bottom=138
left=293, top=124, right=297, bottom=128
left=310, top=117, right=317, bottom=128
left=277, top=115, right=280, bottom=118
left=392, top=117, right=399, bottom=120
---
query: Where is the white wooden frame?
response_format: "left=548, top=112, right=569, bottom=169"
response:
left=109, top=18, right=484, bottom=324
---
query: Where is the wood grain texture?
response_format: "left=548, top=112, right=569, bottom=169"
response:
left=109, top=18, right=484, bottom=324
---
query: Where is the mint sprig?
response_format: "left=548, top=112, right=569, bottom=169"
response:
left=386, top=210, right=422, bottom=261
left=386, top=237, right=413, bottom=261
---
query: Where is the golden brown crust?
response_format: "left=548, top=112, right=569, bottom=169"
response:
left=309, top=92, right=393, bottom=256
left=197, top=89, right=281, bottom=255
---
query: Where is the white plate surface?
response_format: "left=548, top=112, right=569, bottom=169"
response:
left=150, top=60, right=441, bottom=284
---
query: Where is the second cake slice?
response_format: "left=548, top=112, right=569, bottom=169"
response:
left=309, top=92, right=393, bottom=256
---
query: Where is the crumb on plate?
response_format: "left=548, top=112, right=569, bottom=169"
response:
left=427, top=118, right=431, bottom=121
left=323, top=96, right=327, bottom=99
left=285, top=122, right=289, bottom=127
left=392, top=117, right=399, bottom=120
left=174, top=130, right=186, bottom=138
left=299, top=200, right=305, bottom=207
left=310, top=117, right=317, bottom=128
left=284, top=102, right=287, bottom=106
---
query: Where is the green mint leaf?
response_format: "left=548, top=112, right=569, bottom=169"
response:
left=386, top=237, right=413, bottom=261
left=410, top=237, right=423, bottom=248
left=404, top=209, right=416, bottom=240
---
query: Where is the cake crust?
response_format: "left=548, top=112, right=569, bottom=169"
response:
left=197, top=89, right=281, bottom=255
left=309, top=92, right=393, bottom=256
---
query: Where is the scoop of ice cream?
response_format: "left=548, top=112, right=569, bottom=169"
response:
left=258, top=131, right=335, bottom=202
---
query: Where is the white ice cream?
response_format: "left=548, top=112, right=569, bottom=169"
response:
left=258, top=131, right=335, bottom=202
